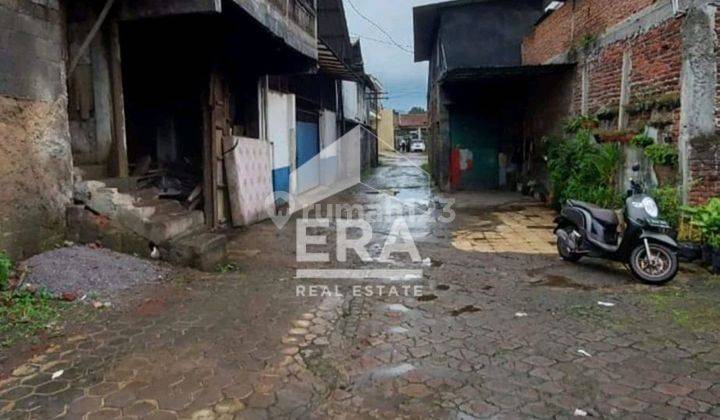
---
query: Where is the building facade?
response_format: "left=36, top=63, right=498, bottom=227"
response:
left=395, top=113, right=429, bottom=150
left=416, top=0, right=720, bottom=204
left=0, top=0, right=377, bottom=263
left=523, top=0, right=719, bottom=204
left=414, top=0, right=558, bottom=190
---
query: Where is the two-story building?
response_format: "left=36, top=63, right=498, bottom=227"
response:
left=414, top=0, right=572, bottom=190
left=0, top=0, right=377, bottom=265
left=415, top=0, right=720, bottom=204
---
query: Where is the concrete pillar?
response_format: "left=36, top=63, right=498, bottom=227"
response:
left=91, top=32, right=114, bottom=165
left=437, top=82, right=452, bottom=190
left=618, top=51, right=632, bottom=130
left=679, top=3, right=717, bottom=203
left=580, top=63, right=589, bottom=115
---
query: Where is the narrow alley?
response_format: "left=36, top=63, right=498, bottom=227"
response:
left=2, top=0, right=720, bottom=419
left=2, top=156, right=720, bottom=419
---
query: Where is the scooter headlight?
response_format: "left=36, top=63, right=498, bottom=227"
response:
left=642, top=197, right=659, bottom=218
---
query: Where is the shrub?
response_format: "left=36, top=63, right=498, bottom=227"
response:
left=689, top=198, right=720, bottom=248
left=547, top=130, right=622, bottom=208
left=651, top=186, right=681, bottom=228
left=645, top=144, right=678, bottom=166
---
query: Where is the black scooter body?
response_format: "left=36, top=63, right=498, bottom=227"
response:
left=555, top=193, right=677, bottom=263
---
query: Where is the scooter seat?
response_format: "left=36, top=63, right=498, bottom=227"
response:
left=569, top=200, right=619, bottom=226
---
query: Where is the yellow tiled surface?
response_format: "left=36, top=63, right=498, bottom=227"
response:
left=452, top=205, right=557, bottom=254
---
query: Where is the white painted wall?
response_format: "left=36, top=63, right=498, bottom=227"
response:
left=267, top=90, right=296, bottom=171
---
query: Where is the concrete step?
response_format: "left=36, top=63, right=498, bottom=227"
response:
left=146, top=210, right=205, bottom=245
left=162, top=231, right=228, bottom=271
left=75, top=180, right=207, bottom=250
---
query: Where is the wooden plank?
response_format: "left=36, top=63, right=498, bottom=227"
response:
left=110, top=20, right=129, bottom=177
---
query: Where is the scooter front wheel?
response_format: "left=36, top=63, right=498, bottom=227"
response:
left=629, top=242, right=678, bottom=284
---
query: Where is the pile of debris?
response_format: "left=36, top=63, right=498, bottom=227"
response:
left=133, top=157, right=203, bottom=210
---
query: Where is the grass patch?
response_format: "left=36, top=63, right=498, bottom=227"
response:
left=420, top=162, right=430, bottom=174
left=217, top=262, right=242, bottom=273
left=643, top=281, right=720, bottom=332
left=0, top=290, right=66, bottom=347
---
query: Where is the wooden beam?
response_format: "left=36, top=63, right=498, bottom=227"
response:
left=69, top=0, right=117, bottom=76
left=110, top=20, right=129, bottom=177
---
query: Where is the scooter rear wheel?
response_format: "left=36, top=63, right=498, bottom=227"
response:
left=629, top=242, right=678, bottom=284
left=557, top=227, right=583, bottom=262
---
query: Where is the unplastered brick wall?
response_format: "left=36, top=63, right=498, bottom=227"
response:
left=0, top=0, right=73, bottom=258
left=522, top=0, right=659, bottom=65
left=575, top=16, right=683, bottom=133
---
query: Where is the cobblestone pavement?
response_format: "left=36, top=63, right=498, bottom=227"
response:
left=2, top=154, right=720, bottom=419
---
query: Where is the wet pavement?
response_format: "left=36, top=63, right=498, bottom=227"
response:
left=2, top=153, right=720, bottom=419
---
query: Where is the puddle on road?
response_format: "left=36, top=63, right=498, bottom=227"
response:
left=450, top=305, right=482, bottom=316
left=436, top=284, right=450, bottom=291
left=533, top=275, right=595, bottom=291
left=417, top=294, right=438, bottom=302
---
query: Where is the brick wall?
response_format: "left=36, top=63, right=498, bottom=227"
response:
left=523, top=0, right=658, bottom=65
left=0, top=0, right=73, bottom=258
left=576, top=16, right=683, bottom=135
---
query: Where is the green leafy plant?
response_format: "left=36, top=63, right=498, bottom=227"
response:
left=630, top=133, right=654, bottom=149
left=547, top=130, right=622, bottom=208
left=578, top=34, right=598, bottom=51
left=645, top=143, right=678, bottom=166
left=0, top=252, right=11, bottom=292
left=651, top=186, right=681, bottom=228
left=595, top=105, right=619, bottom=121
left=0, top=289, right=61, bottom=347
left=687, top=198, right=720, bottom=248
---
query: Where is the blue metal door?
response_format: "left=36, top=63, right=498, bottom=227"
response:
left=296, top=121, right=320, bottom=193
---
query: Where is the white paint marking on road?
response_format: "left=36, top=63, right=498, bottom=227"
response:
left=52, top=370, right=64, bottom=379
left=515, top=312, right=528, bottom=318
left=578, top=349, right=592, bottom=357
left=598, top=301, right=616, bottom=307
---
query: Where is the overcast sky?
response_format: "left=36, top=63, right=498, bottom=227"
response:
left=342, top=0, right=437, bottom=113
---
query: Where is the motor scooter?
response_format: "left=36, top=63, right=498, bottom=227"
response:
left=554, top=166, right=679, bottom=284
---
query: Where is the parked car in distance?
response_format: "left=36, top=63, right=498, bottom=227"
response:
left=410, top=141, right=426, bottom=153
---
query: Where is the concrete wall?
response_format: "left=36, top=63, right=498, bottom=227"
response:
left=0, top=0, right=73, bottom=258
left=438, top=0, right=543, bottom=72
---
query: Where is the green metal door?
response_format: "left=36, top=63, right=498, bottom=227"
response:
left=450, top=107, right=499, bottom=189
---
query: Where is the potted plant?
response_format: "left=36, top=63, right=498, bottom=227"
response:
left=630, top=133, right=654, bottom=149
left=645, top=143, right=678, bottom=186
left=707, top=233, right=720, bottom=273
left=692, top=198, right=720, bottom=272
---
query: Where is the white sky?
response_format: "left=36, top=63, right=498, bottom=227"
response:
left=342, top=0, right=438, bottom=113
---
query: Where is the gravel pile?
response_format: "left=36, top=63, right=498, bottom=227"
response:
left=22, top=246, right=168, bottom=296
